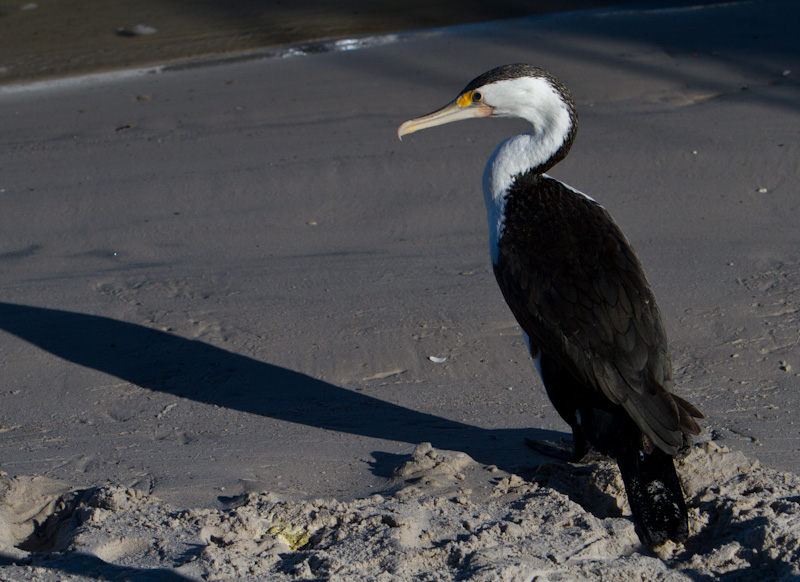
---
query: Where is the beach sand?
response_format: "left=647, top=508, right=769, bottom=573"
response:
left=1, top=0, right=799, bottom=579
left=0, top=0, right=641, bottom=84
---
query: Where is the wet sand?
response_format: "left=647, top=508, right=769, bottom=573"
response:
left=0, top=0, right=651, bottom=84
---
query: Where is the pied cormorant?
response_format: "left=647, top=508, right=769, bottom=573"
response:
left=398, top=64, right=703, bottom=547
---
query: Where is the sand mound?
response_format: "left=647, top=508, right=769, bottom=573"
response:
left=0, top=442, right=798, bottom=580
left=0, top=475, right=73, bottom=550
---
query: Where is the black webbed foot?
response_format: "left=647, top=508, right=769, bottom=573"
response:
left=526, top=429, right=599, bottom=463
left=525, top=437, right=579, bottom=461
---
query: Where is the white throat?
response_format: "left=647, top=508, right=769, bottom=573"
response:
left=479, top=76, right=574, bottom=264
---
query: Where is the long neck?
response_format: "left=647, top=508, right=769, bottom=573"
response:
left=482, top=124, right=575, bottom=264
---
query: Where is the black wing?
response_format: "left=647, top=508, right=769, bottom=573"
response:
left=494, top=174, right=701, bottom=454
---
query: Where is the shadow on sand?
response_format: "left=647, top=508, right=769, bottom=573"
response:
left=0, top=302, right=562, bottom=473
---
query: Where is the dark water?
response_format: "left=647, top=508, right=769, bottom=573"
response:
left=0, top=0, right=633, bottom=84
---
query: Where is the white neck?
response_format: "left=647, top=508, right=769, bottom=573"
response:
left=482, top=131, right=566, bottom=265
left=475, top=75, right=576, bottom=265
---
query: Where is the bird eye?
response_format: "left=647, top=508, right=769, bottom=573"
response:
left=472, top=91, right=483, bottom=103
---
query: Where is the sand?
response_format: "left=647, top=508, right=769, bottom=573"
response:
left=1, top=0, right=799, bottom=579
left=1, top=443, right=799, bottom=580
left=0, top=0, right=638, bottom=84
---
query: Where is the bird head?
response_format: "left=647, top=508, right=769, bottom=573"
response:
left=397, top=64, right=576, bottom=147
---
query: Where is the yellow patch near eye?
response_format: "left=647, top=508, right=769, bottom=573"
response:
left=456, top=92, right=473, bottom=107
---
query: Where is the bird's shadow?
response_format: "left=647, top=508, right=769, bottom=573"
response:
left=0, top=302, right=563, bottom=477
left=0, top=551, right=197, bottom=582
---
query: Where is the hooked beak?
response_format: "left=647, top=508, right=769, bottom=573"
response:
left=397, top=97, right=493, bottom=140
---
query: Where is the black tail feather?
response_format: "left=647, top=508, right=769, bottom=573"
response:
left=616, top=446, right=688, bottom=547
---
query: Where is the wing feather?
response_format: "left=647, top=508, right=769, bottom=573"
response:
left=494, top=174, right=701, bottom=454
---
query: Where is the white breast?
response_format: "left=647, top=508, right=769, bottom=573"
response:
left=482, top=136, right=527, bottom=265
